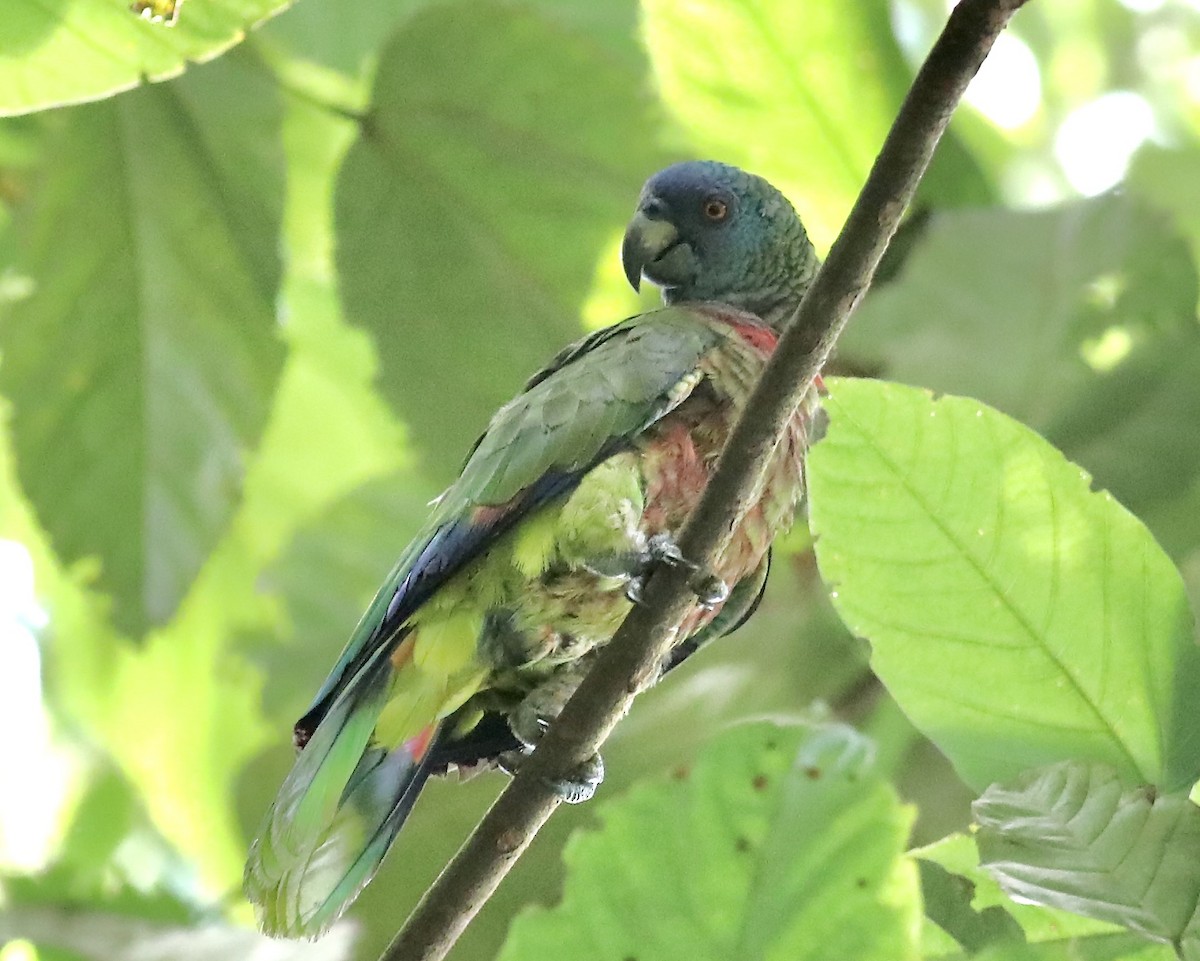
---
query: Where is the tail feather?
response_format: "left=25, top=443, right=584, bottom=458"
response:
left=293, top=740, right=437, bottom=936
left=245, top=644, right=443, bottom=939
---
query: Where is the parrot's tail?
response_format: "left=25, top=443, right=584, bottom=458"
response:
left=244, top=644, right=444, bottom=939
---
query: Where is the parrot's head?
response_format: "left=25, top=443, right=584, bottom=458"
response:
left=622, top=161, right=817, bottom=327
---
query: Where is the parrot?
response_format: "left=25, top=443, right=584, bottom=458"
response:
left=245, top=160, right=821, bottom=938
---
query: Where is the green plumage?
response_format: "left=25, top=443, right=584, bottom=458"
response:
left=245, top=161, right=820, bottom=938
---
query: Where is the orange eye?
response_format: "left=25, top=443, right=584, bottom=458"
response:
left=703, top=198, right=728, bottom=221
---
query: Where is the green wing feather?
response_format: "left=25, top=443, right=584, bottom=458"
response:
left=300, top=307, right=724, bottom=727
left=451, top=309, right=721, bottom=508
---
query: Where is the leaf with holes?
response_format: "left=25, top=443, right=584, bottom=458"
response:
left=915, top=832, right=1174, bottom=960
left=498, top=722, right=920, bottom=961
left=806, top=378, right=1200, bottom=792
left=975, top=761, right=1200, bottom=959
left=0, top=0, right=292, bottom=116
left=0, top=50, right=286, bottom=635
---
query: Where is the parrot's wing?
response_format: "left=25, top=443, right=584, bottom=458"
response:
left=297, top=307, right=725, bottom=736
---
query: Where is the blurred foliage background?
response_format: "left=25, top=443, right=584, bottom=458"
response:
left=1, top=0, right=1199, bottom=958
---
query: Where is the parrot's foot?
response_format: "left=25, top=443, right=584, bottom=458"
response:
left=497, top=721, right=605, bottom=804
left=497, top=749, right=605, bottom=804
left=624, top=532, right=730, bottom=608
left=550, top=752, right=605, bottom=804
left=499, top=664, right=606, bottom=802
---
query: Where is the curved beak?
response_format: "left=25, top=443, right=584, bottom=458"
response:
left=621, top=209, right=680, bottom=292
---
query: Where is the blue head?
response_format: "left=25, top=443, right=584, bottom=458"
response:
left=621, top=161, right=818, bottom=329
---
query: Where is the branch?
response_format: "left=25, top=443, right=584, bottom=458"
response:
left=380, top=2, right=1030, bottom=958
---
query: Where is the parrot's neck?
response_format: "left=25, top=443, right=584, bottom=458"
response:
left=664, top=251, right=820, bottom=333
left=737, top=278, right=813, bottom=332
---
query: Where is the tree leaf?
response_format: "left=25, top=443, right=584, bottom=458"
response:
left=259, top=0, right=648, bottom=82
left=839, top=196, right=1200, bottom=530
left=334, top=1, right=670, bottom=483
left=640, top=0, right=992, bottom=250
left=918, top=857, right=1027, bottom=955
left=498, top=722, right=921, bottom=961
left=975, top=761, right=1200, bottom=959
left=916, top=832, right=1168, bottom=961
left=806, top=378, right=1200, bottom=792
left=0, top=50, right=286, bottom=635
left=0, top=0, right=292, bottom=116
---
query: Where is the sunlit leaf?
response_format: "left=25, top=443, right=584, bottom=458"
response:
left=0, top=0, right=291, bottom=116
left=975, top=761, right=1200, bottom=959
left=0, top=50, right=286, bottom=634
left=499, top=722, right=920, bottom=961
left=335, top=1, right=670, bottom=482
left=806, top=378, right=1200, bottom=792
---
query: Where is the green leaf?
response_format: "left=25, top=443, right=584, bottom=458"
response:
left=259, top=0, right=654, bottom=81
left=334, top=1, right=670, bottom=482
left=840, top=196, right=1200, bottom=530
left=640, top=0, right=991, bottom=250
left=918, top=858, right=1027, bottom=954
left=916, top=833, right=1164, bottom=960
left=0, top=50, right=286, bottom=634
left=0, top=0, right=292, bottom=116
left=806, top=378, right=1200, bottom=792
left=498, top=722, right=921, bottom=961
left=975, top=761, right=1200, bottom=959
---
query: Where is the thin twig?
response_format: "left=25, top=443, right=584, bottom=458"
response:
left=381, top=1, right=1030, bottom=958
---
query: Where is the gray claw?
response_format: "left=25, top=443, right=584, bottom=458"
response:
left=497, top=747, right=605, bottom=804
left=646, top=532, right=686, bottom=566
left=543, top=753, right=604, bottom=804
left=511, top=714, right=551, bottom=752
left=644, top=533, right=729, bottom=608
left=625, top=575, right=646, bottom=605
left=689, top=572, right=730, bottom=608
left=497, top=747, right=531, bottom=778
